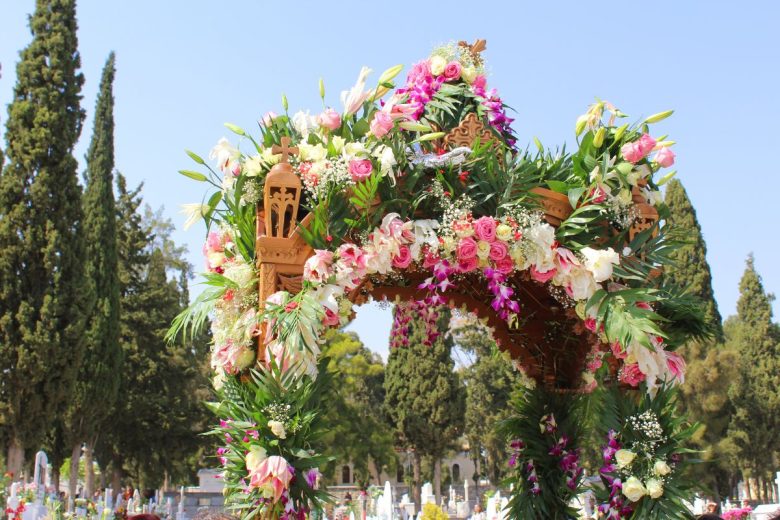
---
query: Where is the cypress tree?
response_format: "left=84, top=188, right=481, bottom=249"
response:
left=728, top=255, right=780, bottom=495
left=66, top=52, right=121, bottom=497
left=0, top=0, right=86, bottom=474
left=384, top=307, right=464, bottom=510
left=664, top=179, right=723, bottom=338
left=664, top=179, right=735, bottom=497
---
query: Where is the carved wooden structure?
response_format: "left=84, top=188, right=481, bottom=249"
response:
left=254, top=84, right=659, bottom=390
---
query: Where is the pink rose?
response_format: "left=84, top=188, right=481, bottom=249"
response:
left=322, top=307, right=340, bottom=327
left=443, top=61, right=462, bottom=81
left=636, top=133, right=657, bottom=156
left=621, top=142, right=643, bottom=164
left=349, top=159, right=373, bottom=182
left=610, top=340, right=627, bottom=360
left=584, top=317, right=598, bottom=333
left=489, top=240, right=509, bottom=262
left=456, top=237, right=478, bottom=260
left=495, top=256, right=514, bottom=274
left=654, top=147, right=675, bottom=167
left=370, top=111, right=394, bottom=138
left=248, top=455, right=293, bottom=503
left=473, top=216, right=497, bottom=242
left=457, top=256, right=479, bottom=273
left=317, top=108, right=341, bottom=131
left=619, top=363, right=646, bottom=387
left=530, top=266, right=556, bottom=283
left=392, top=245, right=413, bottom=269
left=665, top=351, right=686, bottom=383
left=303, top=249, right=334, bottom=283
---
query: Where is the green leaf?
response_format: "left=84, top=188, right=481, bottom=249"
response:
left=352, top=119, right=370, bottom=138
left=178, top=170, right=207, bottom=182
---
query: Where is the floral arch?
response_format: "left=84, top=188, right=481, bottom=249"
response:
left=172, top=40, right=707, bottom=520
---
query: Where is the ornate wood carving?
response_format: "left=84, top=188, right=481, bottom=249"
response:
left=443, top=112, right=497, bottom=150
left=264, top=137, right=302, bottom=239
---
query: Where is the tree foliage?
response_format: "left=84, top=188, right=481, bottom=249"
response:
left=319, top=329, right=395, bottom=487
left=727, top=255, right=780, bottom=483
left=384, top=307, right=465, bottom=508
left=0, top=0, right=86, bottom=472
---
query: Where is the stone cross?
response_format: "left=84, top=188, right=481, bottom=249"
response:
left=271, top=136, right=298, bottom=164
left=33, top=451, right=48, bottom=498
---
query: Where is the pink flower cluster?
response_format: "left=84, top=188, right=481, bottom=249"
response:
left=390, top=301, right=442, bottom=349
left=723, top=507, right=752, bottom=520
left=471, top=75, right=516, bottom=145
left=620, top=133, right=675, bottom=167
left=203, top=229, right=233, bottom=273
left=598, top=430, right=634, bottom=519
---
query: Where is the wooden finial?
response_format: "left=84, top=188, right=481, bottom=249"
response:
left=458, top=39, right=487, bottom=64
left=271, top=136, right=298, bottom=164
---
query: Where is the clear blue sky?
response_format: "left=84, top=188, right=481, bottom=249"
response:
left=2, top=1, right=778, bottom=359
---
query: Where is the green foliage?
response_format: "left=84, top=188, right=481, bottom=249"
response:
left=67, top=51, right=122, bottom=461
left=0, top=0, right=87, bottom=465
left=384, top=307, right=465, bottom=503
left=95, top=177, right=213, bottom=488
left=455, top=323, right=520, bottom=486
left=319, top=330, right=395, bottom=486
left=727, top=255, right=780, bottom=480
left=594, top=385, right=699, bottom=520
left=208, top=361, right=333, bottom=518
left=663, top=180, right=723, bottom=337
left=498, top=386, right=587, bottom=520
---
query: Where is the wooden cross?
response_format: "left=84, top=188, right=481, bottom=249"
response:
left=458, top=39, right=487, bottom=64
left=271, top=136, right=298, bottom=164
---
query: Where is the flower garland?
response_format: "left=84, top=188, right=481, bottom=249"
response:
left=171, top=41, right=708, bottom=519
left=594, top=384, right=698, bottom=520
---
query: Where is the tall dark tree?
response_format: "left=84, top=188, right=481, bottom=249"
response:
left=454, top=324, right=519, bottom=488
left=664, top=179, right=734, bottom=498
left=66, top=52, right=121, bottom=498
left=0, top=0, right=86, bottom=475
left=96, top=185, right=212, bottom=491
left=664, top=179, right=722, bottom=337
left=319, top=329, right=395, bottom=486
left=727, top=255, right=780, bottom=499
left=384, top=307, right=464, bottom=510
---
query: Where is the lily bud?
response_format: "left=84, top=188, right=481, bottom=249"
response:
left=399, top=121, right=433, bottom=132
left=319, top=78, right=325, bottom=100
left=592, top=127, right=606, bottom=148
left=224, top=122, right=246, bottom=137
left=644, top=109, right=674, bottom=124
left=575, top=115, right=589, bottom=137
left=612, top=123, right=628, bottom=142
left=377, top=64, right=404, bottom=85
left=656, top=170, right=677, bottom=186
left=281, top=94, right=288, bottom=112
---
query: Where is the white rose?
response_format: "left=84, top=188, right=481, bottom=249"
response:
left=261, top=147, right=281, bottom=166
left=622, top=476, right=646, bottom=502
left=566, top=266, right=598, bottom=301
left=245, top=446, right=268, bottom=473
left=653, top=460, right=671, bottom=476
left=268, top=420, right=287, bottom=439
left=298, top=143, right=327, bottom=162
left=243, top=155, right=265, bottom=177
left=344, top=141, right=367, bottom=159
left=495, top=224, right=513, bottom=242
left=223, top=262, right=254, bottom=288
left=212, top=371, right=226, bottom=391
left=615, top=449, right=637, bottom=469
left=429, top=55, right=446, bottom=76
left=645, top=478, right=664, bottom=499
left=581, top=247, right=620, bottom=282
left=461, top=65, right=477, bottom=84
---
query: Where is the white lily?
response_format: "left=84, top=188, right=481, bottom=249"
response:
left=179, top=203, right=209, bottom=231
left=341, top=66, right=372, bottom=115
